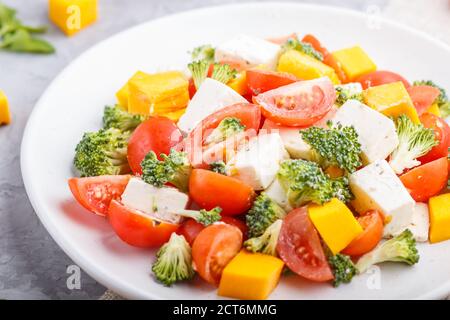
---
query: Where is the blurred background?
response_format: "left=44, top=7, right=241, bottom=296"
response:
left=0, top=0, right=449, bottom=299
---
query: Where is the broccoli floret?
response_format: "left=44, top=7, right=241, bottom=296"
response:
left=188, top=59, right=209, bottom=90
left=328, top=254, right=357, bottom=287
left=413, top=80, right=450, bottom=117
left=211, top=63, right=237, bottom=84
left=330, top=176, right=354, bottom=203
left=301, top=124, right=362, bottom=174
left=335, top=86, right=364, bottom=106
left=74, top=128, right=130, bottom=177
left=389, top=115, right=438, bottom=174
left=282, top=38, right=323, bottom=61
left=244, top=219, right=283, bottom=256
left=141, top=149, right=192, bottom=192
left=205, top=117, right=245, bottom=145
left=190, top=44, right=215, bottom=63
left=152, top=233, right=195, bottom=286
left=175, top=207, right=222, bottom=226
left=210, top=161, right=227, bottom=175
left=102, top=105, right=146, bottom=131
left=246, top=193, right=286, bottom=238
left=356, top=229, right=419, bottom=274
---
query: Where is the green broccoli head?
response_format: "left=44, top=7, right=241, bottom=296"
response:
left=301, top=123, right=362, bottom=174
left=328, top=254, right=357, bottom=287
left=205, top=117, right=245, bottom=145
left=211, top=63, right=237, bottom=84
left=389, top=115, right=438, bottom=174
left=141, top=149, right=192, bottom=192
left=356, top=229, right=419, bottom=274
left=244, top=219, right=283, bottom=257
left=176, top=207, right=222, bottom=226
left=246, top=193, right=286, bottom=238
left=102, top=105, right=146, bottom=131
left=152, top=233, right=195, bottom=286
left=282, top=38, right=323, bottom=61
left=74, top=128, right=130, bottom=177
left=209, top=161, right=227, bottom=175
left=190, top=44, right=215, bottom=63
left=330, top=176, right=354, bottom=203
left=335, top=86, right=364, bottom=107
left=188, top=59, right=209, bottom=90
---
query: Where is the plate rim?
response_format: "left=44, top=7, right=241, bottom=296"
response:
left=20, top=1, right=450, bottom=300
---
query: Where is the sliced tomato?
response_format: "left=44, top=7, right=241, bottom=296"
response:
left=189, top=169, right=255, bottom=216
left=127, top=117, right=183, bottom=175
left=253, top=77, right=336, bottom=127
left=188, top=78, right=196, bottom=99
left=192, top=223, right=243, bottom=285
left=400, top=157, right=448, bottom=202
left=301, top=34, right=329, bottom=57
left=407, top=85, right=441, bottom=115
left=267, top=33, right=297, bottom=45
left=68, top=175, right=131, bottom=216
left=107, top=200, right=179, bottom=248
left=355, top=70, right=410, bottom=90
left=342, top=210, right=383, bottom=256
left=246, top=69, right=297, bottom=96
left=277, top=207, right=334, bottom=282
left=418, top=113, right=450, bottom=163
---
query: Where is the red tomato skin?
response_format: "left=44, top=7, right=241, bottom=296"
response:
left=267, top=33, right=297, bottom=45
left=355, top=70, right=410, bottom=90
left=418, top=113, right=450, bottom=164
left=400, top=157, right=448, bottom=202
left=246, top=69, right=297, bottom=96
left=127, top=117, right=183, bottom=175
left=108, top=200, right=179, bottom=248
left=407, top=86, right=441, bottom=115
left=68, top=175, right=131, bottom=216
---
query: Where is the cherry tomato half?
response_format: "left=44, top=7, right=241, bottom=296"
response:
left=355, top=70, right=410, bottom=90
left=418, top=113, right=450, bottom=164
left=246, top=69, right=297, bottom=96
left=407, top=85, right=441, bottom=115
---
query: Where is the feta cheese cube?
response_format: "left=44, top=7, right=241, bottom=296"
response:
left=121, top=178, right=189, bottom=224
left=215, top=34, right=281, bottom=70
left=349, top=160, right=415, bottom=237
left=227, top=133, right=289, bottom=190
left=334, top=82, right=363, bottom=96
left=177, top=78, right=247, bottom=133
left=407, top=203, right=430, bottom=242
left=332, top=100, right=399, bottom=164
left=264, top=178, right=292, bottom=212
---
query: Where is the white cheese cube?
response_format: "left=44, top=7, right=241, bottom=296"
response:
left=332, top=100, right=399, bottom=165
left=215, top=34, right=281, bottom=70
left=391, top=202, right=429, bottom=242
left=264, top=178, right=292, bottom=212
left=227, top=133, right=289, bottom=190
left=121, top=178, right=189, bottom=224
left=349, top=160, right=415, bottom=237
left=334, top=82, right=363, bottom=95
left=177, top=78, right=247, bottom=133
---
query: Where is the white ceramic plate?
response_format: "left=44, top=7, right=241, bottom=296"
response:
left=21, top=2, right=450, bottom=300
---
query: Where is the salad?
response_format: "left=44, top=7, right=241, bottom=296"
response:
left=68, top=33, right=450, bottom=300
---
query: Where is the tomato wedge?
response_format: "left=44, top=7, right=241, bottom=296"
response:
left=400, top=157, right=448, bottom=202
left=246, top=69, right=297, bottom=96
left=192, top=223, right=243, bottom=285
left=355, top=70, right=410, bottom=90
left=267, top=33, right=297, bottom=45
left=189, top=169, right=255, bottom=216
left=108, top=200, right=179, bottom=248
left=407, top=85, right=441, bottom=115
left=127, top=117, right=183, bottom=175
left=418, top=113, right=450, bottom=164
left=253, top=77, right=336, bottom=127
left=342, top=210, right=383, bottom=256
left=277, top=207, right=334, bottom=282
left=68, top=175, right=131, bottom=216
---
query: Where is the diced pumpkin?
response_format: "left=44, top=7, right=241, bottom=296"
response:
left=49, top=0, right=98, bottom=36
left=429, top=193, right=450, bottom=243
left=277, top=50, right=340, bottom=85
left=363, top=81, right=420, bottom=124
left=163, top=108, right=186, bottom=122
left=218, top=250, right=284, bottom=300
left=227, top=71, right=248, bottom=96
left=308, top=198, right=363, bottom=254
left=426, top=103, right=441, bottom=117
left=116, top=83, right=129, bottom=110
left=0, top=90, right=11, bottom=125
left=331, top=46, right=377, bottom=82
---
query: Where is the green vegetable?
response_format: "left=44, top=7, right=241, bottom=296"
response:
left=301, top=123, right=362, bottom=174
left=102, top=105, right=146, bottom=131
left=0, top=3, right=54, bottom=54
left=328, top=254, right=357, bottom=287
left=175, top=207, right=222, bottom=226
left=356, top=229, right=419, bottom=274
left=282, top=37, right=323, bottom=61
left=188, top=60, right=237, bottom=90
left=330, top=176, right=354, bottom=203
left=74, top=128, right=130, bottom=177
left=211, top=63, right=237, bottom=84
left=210, top=161, right=227, bottom=175
left=190, top=44, right=215, bottom=63
left=152, top=233, right=195, bottom=286
left=389, top=115, right=438, bottom=174
left=335, top=86, right=363, bottom=106
left=246, top=193, right=286, bottom=238
left=205, top=117, right=245, bottom=145
left=244, top=219, right=283, bottom=256
left=141, top=149, right=192, bottom=192
left=413, top=80, right=450, bottom=118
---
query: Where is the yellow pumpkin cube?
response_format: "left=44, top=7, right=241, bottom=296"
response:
left=277, top=50, right=340, bottom=85
left=0, top=90, right=11, bottom=125
left=363, top=81, right=420, bottom=124
left=308, top=198, right=363, bottom=254
left=429, top=194, right=450, bottom=244
left=116, top=83, right=129, bottom=110
left=49, top=0, right=98, bottom=36
left=160, top=108, right=186, bottom=123
left=218, top=250, right=284, bottom=300
left=227, top=71, right=248, bottom=96
left=331, top=46, right=377, bottom=81
left=426, top=103, right=441, bottom=117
